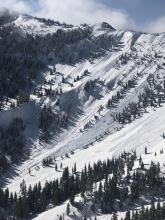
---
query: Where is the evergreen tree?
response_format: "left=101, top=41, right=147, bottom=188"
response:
left=20, top=179, right=27, bottom=198
left=111, top=211, right=118, bottom=220
left=66, top=203, right=70, bottom=215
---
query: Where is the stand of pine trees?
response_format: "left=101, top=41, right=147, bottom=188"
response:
left=126, top=202, right=165, bottom=220
left=0, top=150, right=165, bottom=219
left=107, top=74, right=165, bottom=125
left=39, top=105, right=69, bottom=142
left=0, top=117, right=26, bottom=175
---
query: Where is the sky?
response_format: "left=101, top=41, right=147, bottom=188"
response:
left=0, top=0, right=165, bottom=33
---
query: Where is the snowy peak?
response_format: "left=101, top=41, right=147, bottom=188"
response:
left=12, top=14, right=76, bottom=35
left=93, top=22, right=115, bottom=31
left=92, top=22, right=115, bottom=36
left=100, top=22, right=115, bottom=31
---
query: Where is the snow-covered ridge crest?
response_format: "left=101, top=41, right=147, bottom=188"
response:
left=12, top=14, right=79, bottom=35
left=10, top=14, right=116, bottom=36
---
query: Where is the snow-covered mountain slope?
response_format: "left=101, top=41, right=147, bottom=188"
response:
left=7, top=103, right=165, bottom=190
left=1, top=14, right=165, bottom=219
